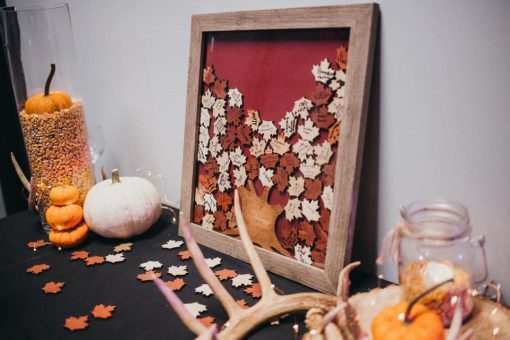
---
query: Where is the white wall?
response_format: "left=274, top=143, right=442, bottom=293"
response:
left=9, top=0, right=510, bottom=304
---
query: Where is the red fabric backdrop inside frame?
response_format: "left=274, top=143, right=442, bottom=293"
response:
left=204, top=29, right=350, bottom=118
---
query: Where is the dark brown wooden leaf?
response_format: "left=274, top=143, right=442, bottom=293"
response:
left=245, top=156, right=259, bottom=180
left=311, top=83, right=332, bottom=106
left=272, top=168, right=289, bottom=192
left=203, top=65, right=216, bottom=85
left=211, top=78, right=227, bottom=99
left=311, top=106, right=335, bottom=129
left=260, top=153, right=279, bottom=168
left=213, top=211, right=227, bottom=231
left=322, top=164, right=335, bottom=187
left=298, top=221, right=316, bottom=246
left=304, top=179, right=322, bottom=200
left=336, top=46, right=348, bottom=71
left=280, top=152, right=300, bottom=174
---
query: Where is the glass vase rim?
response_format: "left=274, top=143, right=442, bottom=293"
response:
left=1, top=3, right=68, bottom=13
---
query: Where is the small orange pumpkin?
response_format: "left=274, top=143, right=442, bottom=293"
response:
left=45, top=204, right=83, bottom=231
left=24, top=64, right=72, bottom=115
left=49, top=222, right=89, bottom=248
left=49, top=185, right=80, bottom=206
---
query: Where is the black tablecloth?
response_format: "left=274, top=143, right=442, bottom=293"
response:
left=0, top=210, right=383, bottom=339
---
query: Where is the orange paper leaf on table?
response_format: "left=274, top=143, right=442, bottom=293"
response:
left=327, top=121, right=341, bottom=145
left=236, top=299, right=249, bottom=309
left=336, top=46, right=348, bottom=71
left=91, top=304, right=116, bottom=319
left=272, top=168, right=289, bottom=192
left=311, top=83, right=333, bottom=106
left=203, top=65, right=216, bottom=85
left=216, top=192, right=233, bottom=211
left=198, top=316, right=216, bottom=327
left=244, top=283, right=262, bottom=298
left=178, top=250, right=192, bottom=261
left=166, top=278, right=186, bottom=291
left=311, top=106, right=336, bottom=129
left=280, top=152, right=300, bottom=174
left=213, top=211, right=227, bottom=231
left=114, top=242, right=133, bottom=252
left=214, top=269, right=238, bottom=281
left=137, top=271, right=161, bottom=282
left=64, top=315, right=89, bottom=331
left=70, top=250, right=89, bottom=261
left=211, top=78, right=228, bottom=99
left=298, top=221, right=316, bottom=247
left=322, top=164, right=335, bottom=187
left=304, top=179, right=322, bottom=200
left=27, top=263, right=50, bottom=275
left=42, top=281, right=65, bottom=294
left=260, top=152, right=279, bottom=168
left=85, top=256, right=105, bottom=266
left=27, top=239, right=47, bottom=249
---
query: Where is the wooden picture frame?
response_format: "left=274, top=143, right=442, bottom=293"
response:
left=180, top=4, right=378, bottom=293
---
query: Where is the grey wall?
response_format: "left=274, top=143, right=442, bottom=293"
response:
left=8, top=0, right=510, bottom=304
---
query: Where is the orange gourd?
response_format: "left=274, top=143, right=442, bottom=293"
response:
left=49, top=222, right=89, bottom=248
left=371, top=279, right=452, bottom=340
left=49, top=185, right=80, bottom=206
left=24, top=64, right=72, bottom=115
left=45, top=204, right=83, bottom=231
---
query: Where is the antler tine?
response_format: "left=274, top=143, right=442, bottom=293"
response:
left=336, top=261, right=361, bottom=299
left=10, top=152, right=30, bottom=191
left=234, top=190, right=275, bottom=297
left=181, top=215, right=240, bottom=316
left=319, top=302, right=347, bottom=331
left=153, top=276, right=208, bottom=336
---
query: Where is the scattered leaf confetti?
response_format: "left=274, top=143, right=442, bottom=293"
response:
left=64, top=316, right=89, bottom=331
left=70, top=250, right=89, bottom=261
left=166, top=278, right=186, bottom=291
left=105, top=253, right=125, bottom=264
left=27, top=239, right=47, bottom=250
left=205, top=257, right=222, bottom=268
left=184, top=302, right=207, bottom=318
left=236, top=299, right=249, bottom=309
left=137, top=271, right=161, bottom=282
left=231, top=274, right=253, bottom=288
left=27, top=264, right=50, bottom=275
left=85, top=256, right=105, bottom=266
left=140, top=260, right=163, bottom=271
left=178, top=250, right=192, bottom=261
left=168, top=265, right=188, bottom=276
left=198, top=316, right=215, bottom=327
left=42, top=281, right=65, bottom=294
left=91, top=304, right=116, bottom=319
left=114, top=243, right=133, bottom=252
left=195, top=284, right=213, bottom=297
left=215, top=269, right=238, bottom=281
left=244, top=283, right=262, bottom=298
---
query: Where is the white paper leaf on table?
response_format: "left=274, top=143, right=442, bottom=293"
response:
left=231, top=274, right=253, bottom=288
left=209, top=136, right=223, bottom=159
left=300, top=157, right=321, bottom=179
left=314, top=141, right=333, bottom=166
left=294, top=244, right=313, bottom=265
left=288, top=176, right=305, bottom=197
left=162, top=240, right=184, bottom=250
left=214, top=116, right=227, bottom=136
left=259, top=166, right=274, bottom=188
left=105, top=253, right=125, bottom=264
left=195, top=284, right=214, bottom=297
left=168, top=265, right=188, bottom=276
left=201, top=89, right=216, bottom=109
left=322, top=185, right=333, bottom=211
left=205, top=257, right=222, bottom=268
left=298, top=119, right=320, bottom=142
left=184, top=302, right=208, bottom=318
left=292, top=97, right=313, bottom=120
left=302, top=199, right=320, bottom=222
left=233, top=166, right=247, bottom=187
left=249, top=137, right=266, bottom=158
left=312, top=58, right=335, bottom=84
left=229, top=147, right=247, bottom=167
left=279, top=111, right=298, bottom=138
left=293, top=140, right=314, bottom=161
left=328, top=97, right=344, bottom=122
left=285, top=198, right=302, bottom=221
left=140, top=260, right=163, bottom=271
left=258, top=121, right=277, bottom=141
left=212, top=99, right=226, bottom=118
left=270, top=137, right=290, bottom=155
left=216, top=152, right=230, bottom=173
left=228, top=88, right=243, bottom=107
left=204, top=193, right=217, bottom=212
left=217, top=171, right=231, bottom=193
left=202, top=214, right=215, bottom=230
left=200, top=107, right=210, bottom=128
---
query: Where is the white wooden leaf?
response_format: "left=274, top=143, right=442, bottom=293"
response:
left=279, top=112, right=298, bottom=138
left=259, top=166, right=274, bottom=188
left=168, top=265, right=188, bottom=276
left=292, top=140, right=314, bottom=161
left=322, top=185, right=334, bottom=211
left=336, top=69, right=346, bottom=82
left=249, top=137, right=266, bottom=158
left=216, top=152, right=230, bottom=173
left=233, top=166, right=247, bottom=187
left=258, top=120, right=277, bottom=141
left=212, top=99, right=226, bottom=118
left=204, top=193, right=217, bottom=212
left=302, top=199, right=320, bottom=222
left=195, top=284, right=214, bottom=297
left=217, top=171, right=231, bottom=193
left=300, top=157, right=321, bottom=179
left=198, top=125, right=210, bottom=148
left=231, top=274, right=253, bottom=288
left=298, top=119, right=320, bottom=142
left=140, top=260, right=163, bottom=271
left=214, top=116, right=227, bottom=136
left=285, top=198, right=302, bottom=221
left=209, top=136, right=223, bottom=159
left=202, top=214, right=215, bottom=230
left=200, top=107, right=210, bottom=128
left=329, top=79, right=340, bottom=91
left=288, top=176, right=305, bottom=197
left=197, top=143, right=208, bottom=164
left=228, top=88, right=243, bottom=107
left=294, top=244, right=313, bottom=265
left=314, top=141, right=333, bottom=166
left=162, top=240, right=184, bottom=250
left=292, top=97, right=313, bottom=120
left=245, top=109, right=261, bottom=131
left=312, top=58, right=335, bottom=84
left=270, top=137, right=290, bottom=155
left=328, top=97, right=344, bottom=121
left=205, top=257, right=222, bottom=268
left=230, top=147, right=247, bottom=167
left=184, top=302, right=207, bottom=318
left=105, top=253, right=125, bottom=264
left=201, top=89, right=216, bottom=109
left=337, top=86, right=345, bottom=98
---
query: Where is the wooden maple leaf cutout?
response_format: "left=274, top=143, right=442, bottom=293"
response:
left=70, top=250, right=89, bottom=261
left=91, top=304, right=116, bottom=319
left=114, top=242, right=133, bottom=252
left=137, top=271, right=161, bottom=282
left=198, top=316, right=216, bottom=327
left=26, top=264, right=50, bottom=275
left=64, top=315, right=88, bottom=331
left=203, top=65, right=216, bottom=85
left=85, top=256, right=105, bottom=266
left=27, top=239, right=47, bottom=249
left=236, top=299, right=249, bottom=309
left=214, top=269, right=238, bottom=281
left=42, top=281, right=65, bottom=294
left=166, top=278, right=186, bottom=291
left=243, top=283, right=262, bottom=298
left=178, top=250, right=192, bottom=260
left=237, top=181, right=290, bottom=257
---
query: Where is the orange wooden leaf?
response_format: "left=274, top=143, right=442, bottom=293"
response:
left=203, top=65, right=216, bottom=85
left=91, top=304, right=116, bottom=319
left=336, top=46, right=348, bottom=71
left=304, top=179, right=322, bottom=200
left=272, top=168, right=288, bottom=193
left=85, top=256, right=105, bottom=266
left=198, top=316, right=216, bottom=327
left=319, top=207, right=330, bottom=233
left=211, top=78, right=227, bottom=99
left=137, top=271, right=161, bottom=282
left=178, top=250, right=192, bottom=261
left=42, top=281, right=65, bottom=294
left=216, top=192, right=233, bottom=211
left=214, top=269, right=238, bottom=281
left=198, top=175, right=217, bottom=194
left=203, top=158, right=219, bottom=177
left=194, top=205, right=204, bottom=223
left=245, top=156, right=259, bottom=180
left=220, top=133, right=235, bottom=152
left=314, top=224, right=328, bottom=253
left=226, top=106, right=243, bottom=126
left=280, top=153, right=300, bottom=174
left=236, top=299, right=249, bottom=309
left=277, top=220, right=297, bottom=249
left=70, top=250, right=89, bottom=261
left=260, top=153, right=279, bottom=169
left=64, top=315, right=89, bottom=331
left=311, top=83, right=333, bottom=106
left=26, top=263, right=50, bottom=275
left=114, top=242, right=133, bottom=252
left=244, top=283, right=262, bottom=298
left=237, top=124, right=253, bottom=146
left=322, top=164, right=335, bottom=187
left=213, top=211, right=227, bottom=231
left=298, top=221, right=316, bottom=247
left=166, top=278, right=186, bottom=291
left=311, top=106, right=335, bottom=129
left=327, top=121, right=341, bottom=145
left=27, top=239, right=47, bottom=249
left=311, top=250, right=325, bottom=265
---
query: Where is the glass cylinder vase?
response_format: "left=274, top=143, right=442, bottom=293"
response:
left=1, top=4, right=94, bottom=231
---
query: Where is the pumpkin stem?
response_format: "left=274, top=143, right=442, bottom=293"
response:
left=111, top=169, right=121, bottom=184
left=44, top=64, right=56, bottom=96
left=404, top=278, right=454, bottom=323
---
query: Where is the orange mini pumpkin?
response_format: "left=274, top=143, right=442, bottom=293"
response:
left=49, top=185, right=80, bottom=206
left=45, top=204, right=83, bottom=231
left=24, top=64, right=72, bottom=115
left=49, top=222, right=88, bottom=248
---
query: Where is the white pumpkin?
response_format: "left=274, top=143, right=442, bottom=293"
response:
left=84, top=169, right=162, bottom=238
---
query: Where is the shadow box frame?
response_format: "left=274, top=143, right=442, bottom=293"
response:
left=179, top=4, right=379, bottom=293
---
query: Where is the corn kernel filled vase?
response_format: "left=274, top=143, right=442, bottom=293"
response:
left=1, top=4, right=94, bottom=230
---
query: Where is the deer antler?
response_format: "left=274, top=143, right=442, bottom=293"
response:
left=154, top=189, right=346, bottom=339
